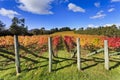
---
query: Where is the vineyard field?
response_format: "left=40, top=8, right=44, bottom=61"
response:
left=1, top=31, right=120, bottom=80
left=1, top=31, right=120, bottom=51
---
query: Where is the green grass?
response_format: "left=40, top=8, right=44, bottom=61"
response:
left=0, top=49, right=120, bottom=80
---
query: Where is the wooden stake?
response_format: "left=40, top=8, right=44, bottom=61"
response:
left=14, top=35, right=21, bottom=75
left=48, top=37, right=52, bottom=72
left=104, top=40, right=109, bottom=70
left=77, top=38, right=81, bottom=70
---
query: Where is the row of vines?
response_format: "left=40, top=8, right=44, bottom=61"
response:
left=0, top=35, right=120, bottom=53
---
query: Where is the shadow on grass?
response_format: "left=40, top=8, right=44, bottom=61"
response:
left=110, top=62, right=120, bottom=70
left=109, top=58, right=120, bottom=70
left=20, top=45, right=49, bottom=60
left=22, top=57, right=74, bottom=72
left=20, top=45, right=40, bottom=57
left=0, top=48, right=39, bottom=63
left=22, top=66, right=39, bottom=72
left=80, top=57, right=100, bottom=70
left=22, top=63, right=49, bottom=72
left=1, top=47, right=120, bottom=71
left=0, top=47, right=50, bottom=71
left=53, top=54, right=105, bottom=71
left=84, top=57, right=120, bottom=70
left=82, top=63, right=98, bottom=70
left=53, top=61, right=76, bottom=71
left=50, top=57, right=98, bottom=71
left=0, top=53, right=15, bottom=61
left=0, top=66, right=15, bottom=70
left=55, top=56, right=76, bottom=60
left=0, top=78, right=4, bottom=80
left=22, top=57, right=77, bottom=72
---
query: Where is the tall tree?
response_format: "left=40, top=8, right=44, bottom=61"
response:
left=10, top=17, right=28, bottom=35
left=40, top=27, right=45, bottom=34
left=31, top=29, right=40, bottom=35
left=0, top=20, right=5, bottom=31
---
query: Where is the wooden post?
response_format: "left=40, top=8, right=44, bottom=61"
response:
left=104, top=40, right=109, bottom=70
left=48, top=37, right=52, bottom=72
left=77, top=38, right=81, bottom=70
left=14, top=35, right=21, bottom=75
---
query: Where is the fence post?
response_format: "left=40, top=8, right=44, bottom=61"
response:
left=48, top=37, right=52, bottom=72
left=77, top=38, right=81, bottom=70
left=14, top=35, right=21, bottom=75
left=104, top=40, right=109, bottom=70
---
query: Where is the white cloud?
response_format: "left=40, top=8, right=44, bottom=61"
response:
left=108, top=8, right=115, bottom=12
left=0, top=8, right=20, bottom=19
left=88, top=24, right=98, bottom=28
left=60, top=0, right=69, bottom=3
left=94, top=2, right=100, bottom=8
left=68, top=3, right=85, bottom=13
left=18, top=0, right=54, bottom=15
left=111, top=0, right=120, bottom=2
left=90, top=10, right=106, bottom=19
left=55, top=0, right=69, bottom=4
left=104, top=23, right=120, bottom=27
left=104, top=24, right=113, bottom=26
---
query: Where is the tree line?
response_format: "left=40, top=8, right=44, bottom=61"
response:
left=75, top=24, right=120, bottom=37
left=0, top=17, right=72, bottom=36
left=1, top=17, right=120, bottom=37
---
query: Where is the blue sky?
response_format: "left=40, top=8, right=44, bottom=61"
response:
left=0, top=0, right=120, bottom=30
